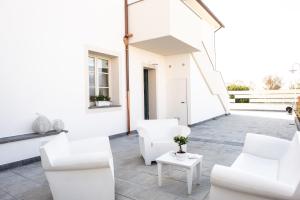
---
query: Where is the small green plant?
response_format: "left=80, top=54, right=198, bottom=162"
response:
left=96, top=95, right=111, bottom=101
left=174, top=135, right=188, bottom=153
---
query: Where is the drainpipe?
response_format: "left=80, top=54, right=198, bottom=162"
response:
left=124, top=0, right=133, bottom=135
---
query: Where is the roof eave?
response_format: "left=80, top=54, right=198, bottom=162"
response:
left=195, top=0, right=225, bottom=29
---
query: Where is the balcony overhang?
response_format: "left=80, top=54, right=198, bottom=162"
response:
left=130, top=36, right=198, bottom=56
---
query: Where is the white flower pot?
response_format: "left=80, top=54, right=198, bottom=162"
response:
left=96, top=101, right=111, bottom=107
left=175, top=152, right=187, bottom=161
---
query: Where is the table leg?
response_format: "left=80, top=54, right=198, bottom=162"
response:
left=187, top=168, right=193, bottom=195
left=158, top=162, right=162, bottom=186
left=196, top=162, right=202, bottom=185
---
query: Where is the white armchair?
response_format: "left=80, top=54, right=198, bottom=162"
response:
left=40, top=133, right=114, bottom=200
left=137, top=119, right=191, bottom=165
left=209, top=132, right=300, bottom=200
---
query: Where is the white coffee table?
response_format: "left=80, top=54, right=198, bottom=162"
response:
left=156, top=152, right=203, bottom=195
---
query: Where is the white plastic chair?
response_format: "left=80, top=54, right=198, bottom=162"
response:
left=209, top=132, right=300, bottom=200
left=137, top=119, right=191, bottom=165
left=40, top=133, right=114, bottom=200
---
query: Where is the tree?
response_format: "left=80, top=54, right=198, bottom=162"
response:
left=263, top=75, right=282, bottom=90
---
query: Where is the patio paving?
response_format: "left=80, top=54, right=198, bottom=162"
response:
left=0, top=111, right=297, bottom=200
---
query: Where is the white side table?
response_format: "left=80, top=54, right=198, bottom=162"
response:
left=156, top=152, right=203, bottom=195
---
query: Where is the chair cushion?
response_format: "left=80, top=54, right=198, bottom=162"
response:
left=278, top=132, right=300, bottom=185
left=232, top=153, right=279, bottom=180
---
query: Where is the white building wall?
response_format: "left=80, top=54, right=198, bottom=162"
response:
left=189, top=54, right=225, bottom=124
left=169, top=0, right=203, bottom=50
left=0, top=0, right=127, bottom=163
left=0, top=0, right=227, bottom=165
left=128, top=0, right=170, bottom=44
left=200, top=20, right=217, bottom=67
left=129, top=46, right=168, bottom=130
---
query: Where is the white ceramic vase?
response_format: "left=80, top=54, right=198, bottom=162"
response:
left=175, top=152, right=187, bottom=161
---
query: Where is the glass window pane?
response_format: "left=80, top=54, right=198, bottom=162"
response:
left=89, top=72, right=95, bottom=86
left=89, top=57, right=95, bottom=67
left=98, top=88, right=109, bottom=96
left=96, top=58, right=102, bottom=68
left=89, top=87, right=95, bottom=96
left=96, top=58, right=109, bottom=69
left=100, top=68, right=108, bottom=73
left=102, top=59, right=108, bottom=68
left=98, top=73, right=108, bottom=87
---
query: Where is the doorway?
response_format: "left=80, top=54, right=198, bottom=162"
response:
left=168, top=78, right=188, bottom=125
left=143, top=68, right=157, bottom=120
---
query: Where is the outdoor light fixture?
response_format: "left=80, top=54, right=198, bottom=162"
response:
left=289, top=62, right=300, bottom=74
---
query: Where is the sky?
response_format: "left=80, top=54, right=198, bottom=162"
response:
left=203, top=0, right=300, bottom=89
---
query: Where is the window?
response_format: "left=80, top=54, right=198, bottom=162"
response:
left=88, top=54, right=110, bottom=98
left=87, top=50, right=121, bottom=109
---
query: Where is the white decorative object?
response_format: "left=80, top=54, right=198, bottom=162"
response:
left=175, top=152, right=187, bottom=161
left=53, top=119, right=64, bottom=132
left=209, top=132, right=300, bottom=200
left=32, top=114, right=51, bottom=134
left=96, top=101, right=111, bottom=107
left=137, top=119, right=191, bottom=165
left=156, top=151, right=203, bottom=194
left=40, top=133, right=115, bottom=200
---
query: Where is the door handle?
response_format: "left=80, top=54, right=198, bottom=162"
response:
left=181, top=102, right=186, bottom=104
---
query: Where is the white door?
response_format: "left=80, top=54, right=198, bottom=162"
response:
left=167, top=79, right=188, bottom=125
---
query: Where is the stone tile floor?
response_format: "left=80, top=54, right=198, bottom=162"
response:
left=0, top=111, right=297, bottom=200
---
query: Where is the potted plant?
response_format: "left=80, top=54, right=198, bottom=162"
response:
left=96, top=95, right=111, bottom=107
left=174, top=135, right=188, bottom=161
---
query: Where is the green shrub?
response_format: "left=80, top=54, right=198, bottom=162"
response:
left=235, top=98, right=249, bottom=103
left=227, top=84, right=250, bottom=91
left=95, top=95, right=111, bottom=101
left=229, top=94, right=235, bottom=99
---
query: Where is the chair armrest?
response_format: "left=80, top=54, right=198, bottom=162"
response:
left=44, top=152, right=111, bottom=171
left=243, top=133, right=291, bottom=160
left=211, top=165, right=294, bottom=200
left=137, top=127, right=149, bottom=138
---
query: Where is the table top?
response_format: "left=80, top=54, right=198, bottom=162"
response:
left=156, top=151, right=203, bottom=168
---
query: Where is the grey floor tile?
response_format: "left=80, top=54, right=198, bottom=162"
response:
left=0, top=111, right=296, bottom=200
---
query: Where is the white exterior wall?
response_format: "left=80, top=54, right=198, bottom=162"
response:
left=0, top=0, right=126, bottom=139
left=0, top=0, right=227, bottom=165
left=169, top=0, right=203, bottom=50
left=129, top=47, right=168, bottom=130
left=0, top=0, right=127, bottom=164
left=200, top=21, right=217, bottom=67
left=189, top=55, right=225, bottom=124
left=128, top=0, right=170, bottom=44
left=0, top=136, right=55, bottom=165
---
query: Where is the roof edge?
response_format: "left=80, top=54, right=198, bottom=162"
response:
left=195, top=0, right=224, bottom=28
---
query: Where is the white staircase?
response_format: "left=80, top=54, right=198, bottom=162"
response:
left=190, top=41, right=230, bottom=114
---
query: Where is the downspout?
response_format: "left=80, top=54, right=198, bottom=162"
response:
left=124, top=0, right=133, bottom=135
